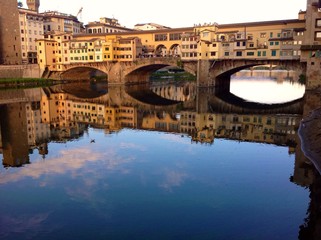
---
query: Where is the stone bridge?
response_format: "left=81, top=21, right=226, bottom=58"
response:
left=56, top=57, right=197, bottom=85
left=198, top=59, right=306, bottom=88
left=51, top=58, right=306, bottom=89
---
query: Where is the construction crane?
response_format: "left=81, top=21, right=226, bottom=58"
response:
left=76, top=7, right=83, bottom=21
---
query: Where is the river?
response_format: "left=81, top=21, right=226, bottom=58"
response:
left=0, top=72, right=320, bottom=240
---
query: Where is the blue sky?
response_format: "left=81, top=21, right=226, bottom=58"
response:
left=21, top=0, right=308, bottom=28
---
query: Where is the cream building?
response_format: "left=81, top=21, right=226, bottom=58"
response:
left=18, top=8, right=44, bottom=64
left=85, top=17, right=133, bottom=34
left=43, top=11, right=82, bottom=34
left=134, top=23, right=171, bottom=31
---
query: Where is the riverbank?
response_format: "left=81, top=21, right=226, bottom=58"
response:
left=0, top=78, right=64, bottom=89
left=299, top=89, right=321, bottom=174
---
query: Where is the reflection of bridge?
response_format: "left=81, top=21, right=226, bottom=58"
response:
left=0, top=83, right=304, bottom=115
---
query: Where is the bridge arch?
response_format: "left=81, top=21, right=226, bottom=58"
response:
left=60, top=66, right=108, bottom=81
left=208, top=59, right=306, bottom=90
left=155, top=44, right=167, bottom=57
left=169, top=44, right=181, bottom=57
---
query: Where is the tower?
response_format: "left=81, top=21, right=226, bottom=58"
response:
left=0, top=0, right=22, bottom=64
left=27, top=0, right=40, bottom=12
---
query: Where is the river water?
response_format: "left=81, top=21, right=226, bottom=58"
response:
left=0, top=72, right=319, bottom=240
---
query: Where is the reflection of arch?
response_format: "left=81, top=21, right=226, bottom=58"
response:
left=125, top=84, right=181, bottom=106
left=210, top=90, right=304, bottom=115
left=51, top=82, right=108, bottom=99
left=155, top=44, right=167, bottom=57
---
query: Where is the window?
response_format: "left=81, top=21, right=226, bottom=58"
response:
left=271, top=50, right=277, bottom=56
left=155, top=34, right=167, bottom=41
left=260, top=33, right=266, bottom=38
left=315, top=32, right=321, bottom=40
left=169, top=33, right=181, bottom=40
left=316, top=19, right=321, bottom=27
left=236, top=51, right=242, bottom=57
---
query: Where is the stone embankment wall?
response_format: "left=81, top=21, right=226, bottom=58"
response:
left=0, top=64, right=42, bottom=78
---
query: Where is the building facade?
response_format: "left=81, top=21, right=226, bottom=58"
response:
left=134, top=23, right=171, bottom=31
left=301, top=0, right=321, bottom=89
left=43, top=11, right=82, bottom=34
left=18, top=8, right=44, bottom=64
left=85, top=17, right=133, bottom=34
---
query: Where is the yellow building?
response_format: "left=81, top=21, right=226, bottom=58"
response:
left=36, top=33, right=72, bottom=72
left=36, top=13, right=308, bottom=75
left=189, top=18, right=306, bottom=61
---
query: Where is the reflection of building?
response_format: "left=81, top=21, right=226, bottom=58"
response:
left=179, top=110, right=301, bottom=146
left=142, top=112, right=180, bottom=132
left=0, top=103, right=29, bottom=167
left=26, top=101, right=51, bottom=146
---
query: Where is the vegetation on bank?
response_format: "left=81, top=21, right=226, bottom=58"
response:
left=0, top=78, right=59, bottom=89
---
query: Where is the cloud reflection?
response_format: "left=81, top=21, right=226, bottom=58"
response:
left=0, top=144, right=135, bottom=185
left=0, top=212, right=51, bottom=239
left=159, top=168, right=188, bottom=191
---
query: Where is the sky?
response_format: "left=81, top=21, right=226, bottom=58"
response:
left=21, top=0, right=308, bottom=29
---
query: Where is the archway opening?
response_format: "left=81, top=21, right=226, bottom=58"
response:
left=216, top=63, right=305, bottom=104
left=61, top=67, right=107, bottom=82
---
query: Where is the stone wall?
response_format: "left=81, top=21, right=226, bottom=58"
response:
left=0, top=64, right=42, bottom=78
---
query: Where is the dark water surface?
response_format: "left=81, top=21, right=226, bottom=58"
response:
left=0, top=75, right=318, bottom=240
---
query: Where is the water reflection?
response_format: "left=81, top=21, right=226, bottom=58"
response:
left=0, top=79, right=320, bottom=239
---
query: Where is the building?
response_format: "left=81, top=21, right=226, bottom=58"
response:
left=85, top=17, right=133, bottom=34
left=301, top=0, right=321, bottom=89
left=181, top=18, right=306, bottom=62
left=0, top=0, right=22, bottom=64
left=42, top=11, right=83, bottom=34
left=18, top=8, right=44, bottom=63
left=134, top=23, right=171, bottom=31
left=37, top=32, right=73, bottom=72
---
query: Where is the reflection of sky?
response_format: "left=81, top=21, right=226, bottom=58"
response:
left=230, top=78, right=305, bottom=104
left=0, top=129, right=310, bottom=239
